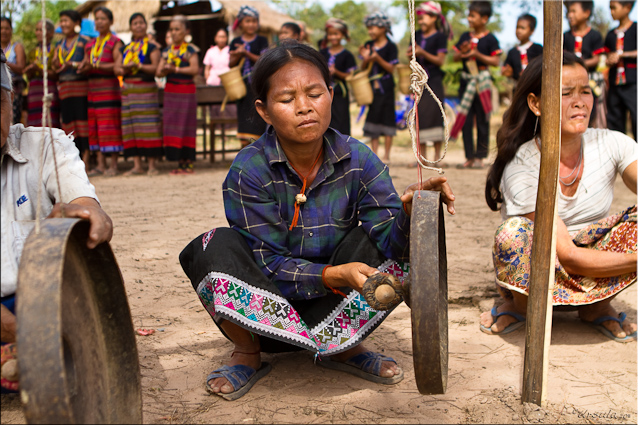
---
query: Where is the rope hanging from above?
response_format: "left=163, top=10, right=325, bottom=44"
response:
left=406, top=0, right=450, bottom=175
left=35, top=0, right=64, bottom=234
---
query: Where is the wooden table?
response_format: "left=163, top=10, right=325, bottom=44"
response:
left=158, top=85, right=240, bottom=162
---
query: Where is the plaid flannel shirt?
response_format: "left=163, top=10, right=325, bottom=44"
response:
left=223, top=127, right=410, bottom=300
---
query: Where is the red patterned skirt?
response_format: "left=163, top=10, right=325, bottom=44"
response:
left=493, top=206, right=637, bottom=305
left=58, top=79, right=89, bottom=154
left=27, top=79, right=60, bottom=128
left=163, top=82, right=197, bottom=162
left=88, top=77, right=122, bottom=153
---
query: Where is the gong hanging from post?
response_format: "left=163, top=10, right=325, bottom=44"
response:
left=362, top=190, right=448, bottom=395
left=16, top=218, right=142, bottom=424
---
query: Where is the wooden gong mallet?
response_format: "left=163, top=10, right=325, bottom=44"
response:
left=362, top=190, right=448, bottom=395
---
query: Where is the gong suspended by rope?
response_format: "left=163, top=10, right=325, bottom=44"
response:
left=359, top=0, right=451, bottom=395
left=362, top=191, right=448, bottom=395
left=16, top=218, right=142, bottom=424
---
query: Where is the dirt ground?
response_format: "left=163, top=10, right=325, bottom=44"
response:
left=1, top=135, right=636, bottom=424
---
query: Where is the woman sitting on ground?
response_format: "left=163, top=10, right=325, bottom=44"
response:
left=482, top=52, right=637, bottom=342
left=180, top=41, right=456, bottom=401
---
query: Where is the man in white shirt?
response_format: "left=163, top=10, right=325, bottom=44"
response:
left=0, top=50, right=113, bottom=384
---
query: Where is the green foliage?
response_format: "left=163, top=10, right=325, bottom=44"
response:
left=13, top=0, right=78, bottom=55
left=590, top=5, right=610, bottom=38
left=1, top=0, right=34, bottom=22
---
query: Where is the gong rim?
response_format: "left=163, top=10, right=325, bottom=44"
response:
left=16, top=218, right=142, bottom=424
left=410, top=191, right=448, bottom=395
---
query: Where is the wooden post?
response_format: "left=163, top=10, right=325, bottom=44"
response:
left=521, top=0, right=563, bottom=406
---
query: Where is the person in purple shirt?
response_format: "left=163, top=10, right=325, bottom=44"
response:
left=179, top=42, right=455, bottom=401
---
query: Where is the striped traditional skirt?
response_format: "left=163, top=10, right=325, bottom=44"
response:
left=163, top=82, right=197, bottom=162
left=180, top=227, right=406, bottom=355
left=88, top=77, right=123, bottom=153
left=27, top=79, right=60, bottom=128
left=58, top=79, right=90, bottom=154
left=493, top=206, right=637, bottom=305
left=121, top=80, right=163, bottom=158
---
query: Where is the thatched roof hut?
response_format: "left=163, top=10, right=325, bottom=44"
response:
left=75, top=0, right=295, bottom=47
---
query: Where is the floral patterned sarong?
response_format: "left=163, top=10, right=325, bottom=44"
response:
left=493, top=206, right=637, bottom=305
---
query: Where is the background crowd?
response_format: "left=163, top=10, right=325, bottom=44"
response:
left=1, top=0, right=635, bottom=176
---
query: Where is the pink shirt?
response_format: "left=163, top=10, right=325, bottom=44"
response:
left=203, top=45, right=230, bottom=86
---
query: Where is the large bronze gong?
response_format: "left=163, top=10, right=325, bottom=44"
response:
left=16, top=218, right=142, bottom=424
left=362, top=190, right=448, bottom=395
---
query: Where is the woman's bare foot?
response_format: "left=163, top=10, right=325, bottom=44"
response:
left=579, top=302, right=637, bottom=339
left=330, top=344, right=400, bottom=379
left=207, top=350, right=262, bottom=395
left=480, top=300, right=526, bottom=333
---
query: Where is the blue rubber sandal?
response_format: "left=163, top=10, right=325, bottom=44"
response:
left=480, top=305, right=526, bottom=335
left=318, top=352, right=404, bottom=384
left=587, top=312, right=637, bottom=343
left=205, top=362, right=272, bottom=401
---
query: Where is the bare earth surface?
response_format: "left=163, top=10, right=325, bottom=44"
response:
left=1, top=141, right=636, bottom=424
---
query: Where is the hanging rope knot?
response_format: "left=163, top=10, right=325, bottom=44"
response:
left=409, top=58, right=428, bottom=102
left=42, top=93, right=54, bottom=108
left=405, top=0, right=450, bottom=176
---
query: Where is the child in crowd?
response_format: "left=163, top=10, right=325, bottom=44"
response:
left=24, top=18, right=60, bottom=128
left=204, top=28, right=230, bottom=86
left=502, top=14, right=543, bottom=83
left=279, top=22, right=302, bottom=42
left=605, top=0, right=637, bottom=137
left=360, top=11, right=398, bottom=163
left=564, top=1, right=607, bottom=128
left=320, top=18, right=356, bottom=135
left=451, top=1, right=501, bottom=169
left=82, top=6, right=124, bottom=177
left=408, top=1, right=451, bottom=168
left=229, top=5, right=269, bottom=146
left=156, top=15, right=200, bottom=174
left=52, top=9, right=91, bottom=169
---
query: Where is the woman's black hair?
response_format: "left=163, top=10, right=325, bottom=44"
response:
left=0, top=17, right=12, bottom=28
left=94, top=6, right=114, bottom=23
left=215, top=27, right=229, bottom=37
left=59, top=9, right=82, bottom=24
left=485, top=52, right=589, bottom=211
left=281, top=22, right=301, bottom=37
left=251, top=41, right=330, bottom=104
left=129, top=12, right=147, bottom=27
left=171, top=15, right=190, bottom=31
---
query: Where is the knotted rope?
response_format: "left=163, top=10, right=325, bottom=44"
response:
left=35, top=0, right=64, bottom=234
left=406, top=0, right=450, bottom=176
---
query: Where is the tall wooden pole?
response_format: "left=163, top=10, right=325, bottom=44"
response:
left=521, top=0, right=563, bottom=406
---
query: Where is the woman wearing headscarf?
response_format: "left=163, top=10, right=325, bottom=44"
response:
left=229, top=5, right=269, bottom=146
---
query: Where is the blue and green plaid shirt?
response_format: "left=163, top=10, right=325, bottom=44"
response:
left=223, top=127, right=410, bottom=300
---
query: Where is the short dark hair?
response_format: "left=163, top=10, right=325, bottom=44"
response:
left=94, top=6, right=114, bottom=23
left=215, top=27, right=229, bottom=37
left=469, top=1, right=492, bottom=18
left=59, top=9, right=82, bottom=24
left=0, top=17, right=12, bottom=28
left=171, top=15, right=190, bottom=30
left=129, top=12, right=147, bottom=27
left=617, top=0, right=637, bottom=11
left=518, top=13, right=537, bottom=32
left=281, top=22, right=301, bottom=37
left=564, top=1, right=594, bottom=15
left=251, top=41, right=330, bottom=104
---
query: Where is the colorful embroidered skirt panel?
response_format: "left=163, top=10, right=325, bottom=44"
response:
left=58, top=79, right=90, bottom=153
left=163, top=82, right=196, bottom=161
left=180, top=227, right=409, bottom=355
left=493, top=206, right=637, bottom=305
left=88, top=77, right=123, bottom=153
left=27, top=79, right=60, bottom=128
left=121, top=80, right=163, bottom=158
